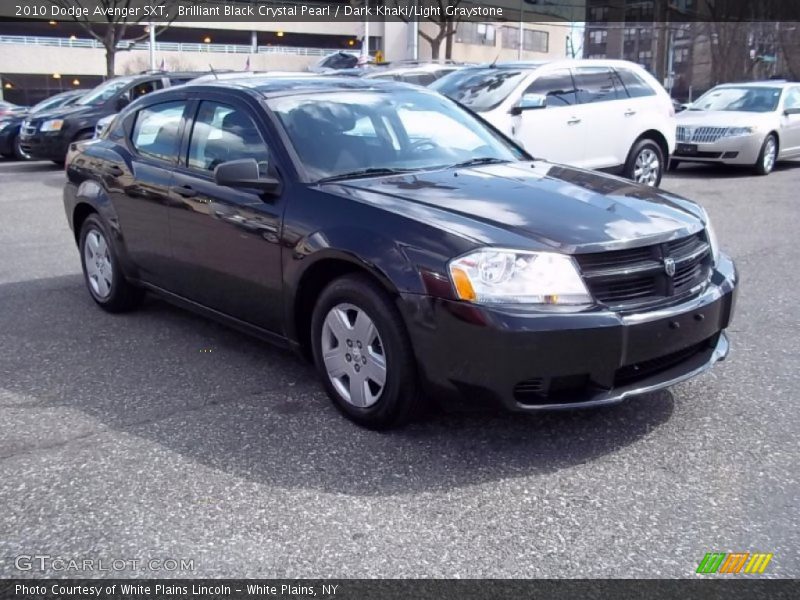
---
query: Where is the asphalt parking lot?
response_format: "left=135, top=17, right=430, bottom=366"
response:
left=1, top=157, right=798, bottom=579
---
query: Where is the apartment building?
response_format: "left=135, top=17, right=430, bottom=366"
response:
left=0, top=1, right=578, bottom=105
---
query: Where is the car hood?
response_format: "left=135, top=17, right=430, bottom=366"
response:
left=677, top=110, right=775, bottom=127
left=329, top=161, right=706, bottom=253
left=28, top=103, right=95, bottom=122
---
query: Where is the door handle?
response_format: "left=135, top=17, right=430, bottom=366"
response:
left=567, top=117, right=581, bottom=125
left=624, top=109, right=637, bottom=117
left=170, top=185, right=197, bottom=198
left=104, top=165, right=123, bottom=176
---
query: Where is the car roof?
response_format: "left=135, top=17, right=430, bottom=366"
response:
left=367, top=63, right=461, bottom=76
left=466, top=59, right=654, bottom=70
left=713, top=80, right=798, bottom=88
left=185, top=76, right=417, bottom=98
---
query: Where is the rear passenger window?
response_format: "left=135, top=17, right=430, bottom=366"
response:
left=573, top=67, right=626, bottom=103
left=131, top=101, right=186, bottom=162
left=401, top=73, right=436, bottom=86
left=188, top=101, right=269, bottom=173
left=615, top=68, right=656, bottom=98
left=525, top=69, right=577, bottom=106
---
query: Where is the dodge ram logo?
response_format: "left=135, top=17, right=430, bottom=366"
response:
left=664, top=257, right=676, bottom=277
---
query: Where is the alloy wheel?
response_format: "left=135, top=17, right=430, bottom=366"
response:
left=83, top=229, right=114, bottom=299
left=321, top=303, right=387, bottom=408
left=763, top=137, right=777, bottom=173
left=634, top=148, right=660, bottom=186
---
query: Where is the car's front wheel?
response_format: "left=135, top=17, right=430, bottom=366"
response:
left=79, top=214, right=143, bottom=312
left=624, top=138, right=664, bottom=187
left=754, top=134, right=778, bottom=176
left=311, top=274, right=423, bottom=429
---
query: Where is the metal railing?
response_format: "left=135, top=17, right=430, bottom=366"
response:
left=0, top=35, right=340, bottom=57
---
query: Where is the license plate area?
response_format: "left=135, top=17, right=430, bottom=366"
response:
left=622, top=300, right=722, bottom=366
left=677, top=143, right=698, bottom=155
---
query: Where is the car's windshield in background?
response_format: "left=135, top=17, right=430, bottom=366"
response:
left=690, top=86, right=782, bottom=113
left=77, top=78, right=132, bottom=106
left=430, top=68, right=533, bottom=111
left=269, top=89, right=522, bottom=181
left=31, top=93, right=79, bottom=114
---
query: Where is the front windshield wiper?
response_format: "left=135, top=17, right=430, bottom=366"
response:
left=316, top=167, right=419, bottom=184
left=449, top=157, right=511, bottom=169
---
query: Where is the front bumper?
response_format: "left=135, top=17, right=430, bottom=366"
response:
left=673, top=133, right=764, bottom=165
left=19, top=131, right=70, bottom=161
left=401, top=255, right=738, bottom=411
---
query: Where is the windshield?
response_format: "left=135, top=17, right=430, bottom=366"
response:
left=690, top=86, right=782, bottom=113
left=77, top=78, right=133, bottom=106
left=32, top=92, right=79, bottom=114
left=269, top=89, right=522, bottom=182
left=430, top=68, right=533, bottom=112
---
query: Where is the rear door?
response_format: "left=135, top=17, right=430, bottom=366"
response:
left=167, top=94, right=286, bottom=333
left=570, top=66, right=630, bottom=169
left=106, top=96, right=190, bottom=288
left=513, top=68, right=582, bottom=165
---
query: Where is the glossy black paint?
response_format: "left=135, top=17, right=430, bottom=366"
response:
left=63, top=77, right=738, bottom=411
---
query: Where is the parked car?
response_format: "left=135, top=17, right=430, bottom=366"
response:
left=432, top=59, right=676, bottom=187
left=0, top=90, right=84, bottom=160
left=20, top=71, right=203, bottom=164
left=362, top=62, right=463, bottom=86
left=0, top=100, right=26, bottom=118
left=309, top=51, right=361, bottom=73
left=63, top=77, right=736, bottom=429
left=672, top=81, right=800, bottom=175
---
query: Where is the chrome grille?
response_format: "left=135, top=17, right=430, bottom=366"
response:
left=21, top=120, right=38, bottom=136
left=574, top=232, right=712, bottom=309
left=676, top=126, right=729, bottom=144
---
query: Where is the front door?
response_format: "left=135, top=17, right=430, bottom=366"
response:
left=168, top=98, right=285, bottom=333
left=780, top=86, right=800, bottom=157
left=110, top=98, right=188, bottom=288
left=513, top=68, right=583, bottom=165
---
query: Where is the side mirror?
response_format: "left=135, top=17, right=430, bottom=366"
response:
left=784, top=107, right=800, bottom=116
left=214, top=158, right=281, bottom=195
left=510, top=93, right=547, bottom=116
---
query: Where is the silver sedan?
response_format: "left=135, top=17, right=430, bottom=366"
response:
left=671, top=81, right=800, bottom=175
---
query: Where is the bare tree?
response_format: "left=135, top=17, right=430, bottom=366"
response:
left=45, top=0, right=182, bottom=77
left=396, top=0, right=464, bottom=60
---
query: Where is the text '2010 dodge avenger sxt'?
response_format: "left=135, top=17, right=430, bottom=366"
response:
left=63, top=77, right=738, bottom=429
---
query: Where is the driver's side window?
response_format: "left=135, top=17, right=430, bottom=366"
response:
left=524, top=70, right=577, bottom=107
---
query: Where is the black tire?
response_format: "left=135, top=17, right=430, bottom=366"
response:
left=623, top=138, right=664, bottom=187
left=79, top=214, right=144, bottom=313
left=13, top=134, right=29, bottom=161
left=667, top=158, right=680, bottom=171
left=753, top=134, right=777, bottom=176
left=310, top=274, right=423, bottom=429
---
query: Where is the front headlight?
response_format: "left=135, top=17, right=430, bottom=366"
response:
left=724, top=126, right=754, bottom=137
left=700, top=209, right=720, bottom=265
left=448, top=248, right=592, bottom=305
left=40, top=119, right=64, bottom=132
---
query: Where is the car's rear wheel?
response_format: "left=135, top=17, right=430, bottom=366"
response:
left=310, top=274, right=423, bottom=429
left=754, top=134, right=777, bottom=176
left=624, top=138, right=664, bottom=187
left=79, top=214, right=143, bottom=312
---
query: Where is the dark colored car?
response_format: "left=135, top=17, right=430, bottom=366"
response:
left=63, top=77, right=738, bottom=429
left=0, top=90, right=84, bottom=160
left=20, top=71, right=201, bottom=164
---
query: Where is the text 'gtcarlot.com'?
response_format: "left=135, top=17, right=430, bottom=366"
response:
left=14, top=554, right=195, bottom=572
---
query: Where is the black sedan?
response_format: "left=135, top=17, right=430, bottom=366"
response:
left=63, top=77, right=737, bottom=429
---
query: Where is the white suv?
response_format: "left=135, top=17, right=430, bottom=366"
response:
left=432, top=59, right=676, bottom=186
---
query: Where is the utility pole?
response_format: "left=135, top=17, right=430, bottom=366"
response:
left=149, top=22, right=156, bottom=71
